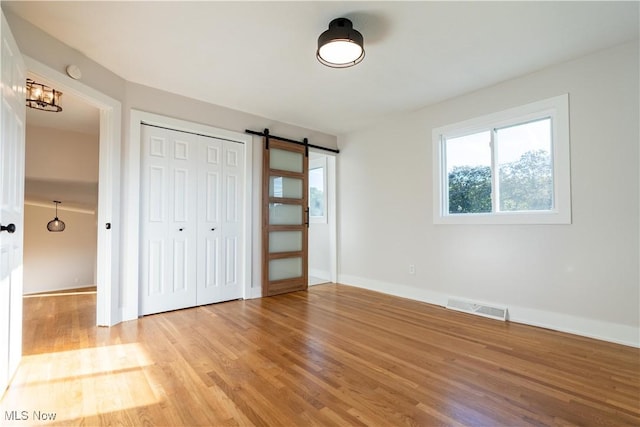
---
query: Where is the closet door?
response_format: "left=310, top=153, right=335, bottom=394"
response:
left=196, top=138, right=244, bottom=305
left=140, top=125, right=198, bottom=315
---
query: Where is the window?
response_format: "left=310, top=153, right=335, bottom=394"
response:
left=433, top=94, right=571, bottom=224
left=309, top=157, right=327, bottom=223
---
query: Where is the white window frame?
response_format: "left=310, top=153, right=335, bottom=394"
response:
left=432, top=94, right=571, bottom=225
left=309, top=156, right=328, bottom=224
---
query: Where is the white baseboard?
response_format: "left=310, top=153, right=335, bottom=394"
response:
left=338, top=274, right=640, bottom=348
left=23, top=283, right=96, bottom=296
left=339, top=274, right=449, bottom=306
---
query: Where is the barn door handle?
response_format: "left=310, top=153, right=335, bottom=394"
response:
left=305, top=208, right=310, bottom=228
left=0, top=223, right=16, bottom=233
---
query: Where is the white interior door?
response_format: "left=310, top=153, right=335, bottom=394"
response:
left=196, top=138, right=244, bottom=305
left=0, top=10, right=25, bottom=395
left=140, top=125, right=198, bottom=315
left=140, top=124, right=245, bottom=315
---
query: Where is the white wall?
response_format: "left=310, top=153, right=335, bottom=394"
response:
left=337, top=41, right=639, bottom=347
left=25, top=126, right=98, bottom=182
left=23, top=204, right=97, bottom=294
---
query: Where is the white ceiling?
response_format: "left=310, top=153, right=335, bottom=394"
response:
left=6, top=1, right=639, bottom=136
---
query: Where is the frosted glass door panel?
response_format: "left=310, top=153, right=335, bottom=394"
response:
left=270, top=148, right=303, bottom=173
left=269, top=231, right=302, bottom=253
left=269, top=203, right=302, bottom=225
left=269, top=257, right=303, bottom=281
left=270, top=176, right=303, bottom=199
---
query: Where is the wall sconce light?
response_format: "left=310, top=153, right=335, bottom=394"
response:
left=26, top=78, right=63, bottom=112
left=47, top=201, right=66, bottom=232
left=317, top=18, right=365, bottom=68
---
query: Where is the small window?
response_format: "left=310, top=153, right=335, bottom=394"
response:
left=433, top=94, right=571, bottom=224
left=309, top=157, right=327, bottom=223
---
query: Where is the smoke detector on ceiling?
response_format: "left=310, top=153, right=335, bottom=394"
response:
left=66, top=64, right=82, bottom=80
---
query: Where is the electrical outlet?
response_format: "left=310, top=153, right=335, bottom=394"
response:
left=409, top=264, right=415, bottom=275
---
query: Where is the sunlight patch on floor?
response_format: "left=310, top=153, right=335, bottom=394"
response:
left=0, top=343, right=161, bottom=425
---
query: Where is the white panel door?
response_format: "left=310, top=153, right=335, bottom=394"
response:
left=0, top=11, right=25, bottom=395
left=196, top=136, right=222, bottom=305
left=219, top=141, right=244, bottom=301
left=140, top=125, right=198, bottom=315
left=196, top=138, right=244, bottom=305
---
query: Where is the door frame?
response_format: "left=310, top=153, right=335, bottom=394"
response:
left=23, top=56, right=122, bottom=327
left=125, top=110, right=253, bottom=320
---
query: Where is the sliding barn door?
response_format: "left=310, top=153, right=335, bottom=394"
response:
left=262, top=139, right=308, bottom=296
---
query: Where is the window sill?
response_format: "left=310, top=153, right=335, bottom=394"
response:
left=434, top=210, right=571, bottom=225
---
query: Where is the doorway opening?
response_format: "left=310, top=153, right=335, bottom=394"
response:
left=308, top=151, right=337, bottom=287
left=24, top=56, right=122, bottom=327
left=23, top=73, right=100, bottom=306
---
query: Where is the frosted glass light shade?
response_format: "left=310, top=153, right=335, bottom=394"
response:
left=318, top=41, right=363, bottom=66
left=317, top=18, right=365, bottom=68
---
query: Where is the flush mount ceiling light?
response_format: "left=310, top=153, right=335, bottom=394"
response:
left=317, top=18, right=365, bottom=68
left=47, top=201, right=66, bottom=232
left=26, top=78, right=63, bottom=112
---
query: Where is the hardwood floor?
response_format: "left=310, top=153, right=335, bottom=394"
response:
left=1, top=284, right=638, bottom=426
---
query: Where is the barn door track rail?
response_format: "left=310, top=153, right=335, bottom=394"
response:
left=245, top=128, right=340, bottom=155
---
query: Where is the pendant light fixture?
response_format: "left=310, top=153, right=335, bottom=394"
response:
left=317, top=18, right=365, bottom=68
left=26, top=78, right=63, bottom=112
left=47, top=201, right=66, bottom=232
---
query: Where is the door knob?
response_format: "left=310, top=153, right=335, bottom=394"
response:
left=179, top=228, right=184, bottom=231
left=0, top=223, right=16, bottom=233
left=211, top=228, right=216, bottom=231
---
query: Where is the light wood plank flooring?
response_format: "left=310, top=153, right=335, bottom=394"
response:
left=1, top=284, right=638, bottom=426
